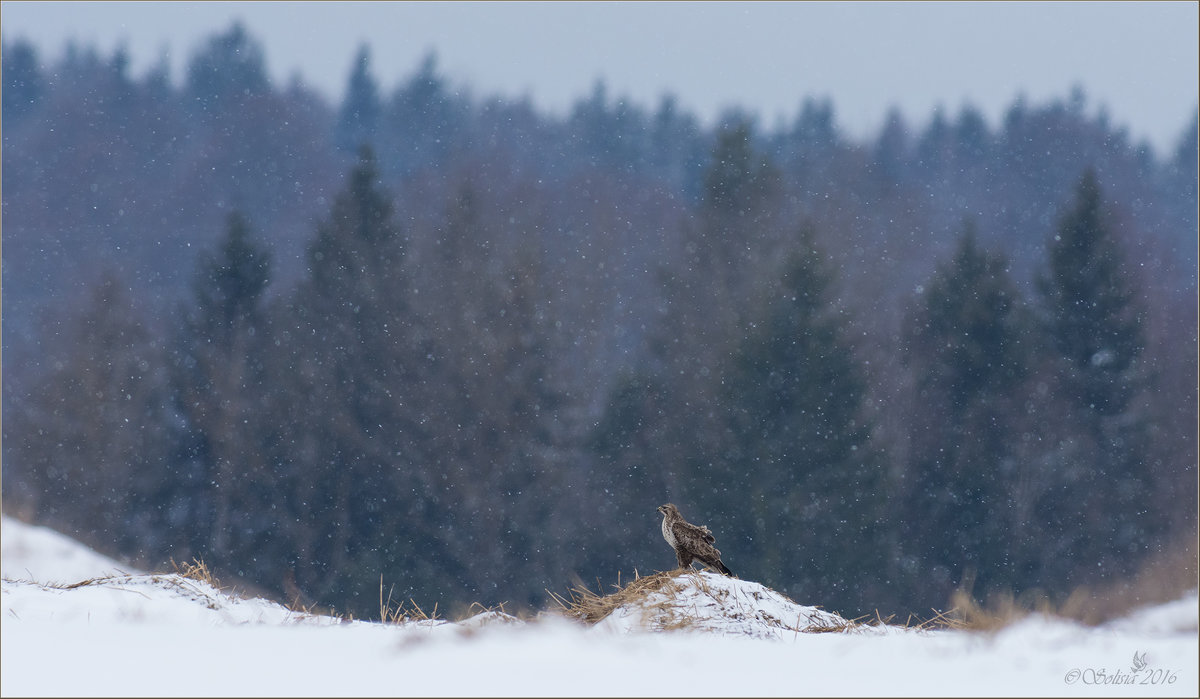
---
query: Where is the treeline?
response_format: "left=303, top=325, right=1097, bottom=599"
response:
left=2, top=24, right=1196, bottom=618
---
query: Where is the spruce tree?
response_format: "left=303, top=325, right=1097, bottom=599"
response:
left=903, top=221, right=1030, bottom=599
left=586, top=369, right=675, bottom=563
left=184, top=21, right=270, bottom=113
left=384, top=51, right=462, bottom=175
left=701, top=119, right=779, bottom=223
left=1036, top=168, right=1156, bottom=585
left=716, top=225, right=883, bottom=614
left=284, top=146, right=433, bottom=611
left=1041, top=170, right=1143, bottom=420
left=683, top=118, right=782, bottom=357
left=335, top=44, right=381, bottom=153
left=2, top=38, right=44, bottom=123
left=191, top=210, right=271, bottom=345
left=174, top=210, right=272, bottom=561
left=653, top=120, right=786, bottom=522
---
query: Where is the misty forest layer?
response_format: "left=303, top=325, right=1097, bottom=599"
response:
left=2, top=24, right=1197, bottom=618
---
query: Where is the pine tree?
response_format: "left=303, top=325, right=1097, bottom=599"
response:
left=1041, top=170, right=1143, bottom=420
left=1035, top=168, right=1156, bottom=586
left=191, top=211, right=271, bottom=345
left=702, top=119, right=779, bottom=221
left=790, top=96, right=838, bottom=151
left=585, top=369, right=675, bottom=568
left=1171, top=109, right=1198, bottom=202
left=648, top=94, right=705, bottom=195
left=384, top=51, right=462, bottom=175
left=872, top=108, right=910, bottom=186
left=282, top=146, right=433, bottom=610
left=715, top=225, right=884, bottom=613
left=685, top=118, right=783, bottom=347
left=909, top=222, right=1028, bottom=415
left=903, top=221, right=1031, bottom=599
left=335, top=44, right=381, bottom=153
left=306, top=145, right=405, bottom=296
left=184, top=21, right=270, bottom=113
left=2, top=38, right=44, bottom=123
left=174, top=210, right=272, bottom=561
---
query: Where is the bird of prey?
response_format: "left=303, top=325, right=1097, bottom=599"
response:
left=657, top=503, right=734, bottom=576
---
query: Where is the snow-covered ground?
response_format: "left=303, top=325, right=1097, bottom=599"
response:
left=2, top=515, right=1196, bottom=697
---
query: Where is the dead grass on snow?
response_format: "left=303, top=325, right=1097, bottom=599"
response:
left=550, top=568, right=864, bottom=634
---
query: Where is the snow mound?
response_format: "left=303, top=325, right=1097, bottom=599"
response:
left=1105, top=589, right=1200, bottom=635
left=455, top=609, right=523, bottom=628
left=1, top=572, right=350, bottom=627
left=2, top=515, right=140, bottom=582
left=566, top=569, right=857, bottom=639
left=0, top=515, right=515, bottom=634
left=1, top=569, right=526, bottom=638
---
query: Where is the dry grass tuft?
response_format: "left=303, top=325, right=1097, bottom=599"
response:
left=378, top=575, right=440, bottom=624
left=58, top=574, right=133, bottom=590
left=550, top=569, right=684, bottom=625
left=902, top=607, right=969, bottom=632
left=171, top=557, right=223, bottom=590
left=931, top=526, right=1199, bottom=632
left=1057, top=526, right=1199, bottom=626
left=944, top=590, right=1034, bottom=631
left=166, top=558, right=344, bottom=618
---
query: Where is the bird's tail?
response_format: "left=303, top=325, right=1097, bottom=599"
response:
left=713, top=560, right=734, bottom=577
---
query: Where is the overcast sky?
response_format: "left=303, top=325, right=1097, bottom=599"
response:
left=3, top=1, right=1197, bottom=154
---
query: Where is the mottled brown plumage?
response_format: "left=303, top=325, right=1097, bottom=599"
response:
left=657, top=503, right=734, bottom=576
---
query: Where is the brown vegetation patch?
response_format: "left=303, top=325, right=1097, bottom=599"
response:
left=549, top=570, right=683, bottom=626
left=549, top=569, right=862, bottom=636
left=171, top=557, right=222, bottom=590
left=378, top=575, right=442, bottom=624
left=57, top=573, right=136, bottom=590
left=933, top=527, right=1199, bottom=631
left=1058, top=526, right=1199, bottom=626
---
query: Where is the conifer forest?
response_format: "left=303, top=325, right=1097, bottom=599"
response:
left=3, top=24, right=1197, bottom=619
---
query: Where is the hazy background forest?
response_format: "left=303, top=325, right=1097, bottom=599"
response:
left=2, top=23, right=1197, bottom=620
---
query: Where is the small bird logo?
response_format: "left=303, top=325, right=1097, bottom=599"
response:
left=1131, top=651, right=1148, bottom=673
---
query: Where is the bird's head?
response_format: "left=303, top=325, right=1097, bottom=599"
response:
left=657, top=503, right=677, bottom=516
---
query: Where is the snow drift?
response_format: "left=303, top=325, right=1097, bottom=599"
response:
left=558, top=568, right=857, bottom=638
left=3, top=515, right=1197, bottom=697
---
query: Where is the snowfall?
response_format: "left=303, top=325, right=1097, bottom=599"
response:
left=2, top=515, right=1196, bottom=697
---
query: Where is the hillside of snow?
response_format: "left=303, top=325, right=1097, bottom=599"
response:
left=2, top=515, right=1196, bottom=697
left=1, top=515, right=141, bottom=582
